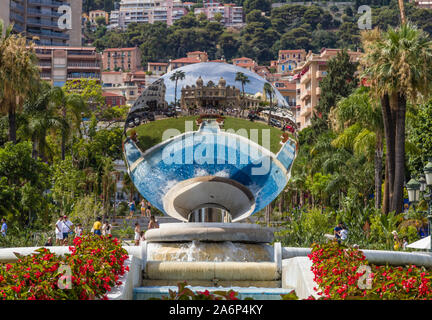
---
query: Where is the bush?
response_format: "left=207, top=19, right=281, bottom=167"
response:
left=0, top=234, right=129, bottom=300
left=309, top=242, right=432, bottom=299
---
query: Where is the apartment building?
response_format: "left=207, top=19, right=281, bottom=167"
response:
left=194, top=0, right=244, bottom=27
left=102, top=47, right=142, bottom=72
left=147, top=62, right=168, bottom=76
left=274, top=49, right=307, bottom=74
left=294, top=48, right=362, bottom=130
left=88, top=10, right=109, bottom=25
left=102, top=70, right=147, bottom=105
left=232, top=57, right=257, bottom=72
left=34, top=46, right=101, bottom=87
left=0, top=0, right=82, bottom=46
left=110, top=0, right=187, bottom=27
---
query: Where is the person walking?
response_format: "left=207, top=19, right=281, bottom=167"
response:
left=392, top=230, right=401, bottom=251
left=55, top=215, right=63, bottom=246
left=129, top=201, right=136, bottom=219
left=62, top=215, right=74, bottom=246
left=92, top=217, right=102, bottom=236
left=102, top=221, right=112, bottom=236
left=146, top=202, right=152, bottom=218
left=1, top=218, right=7, bottom=237
left=147, top=215, right=159, bottom=230
left=134, top=222, right=141, bottom=246
left=140, top=199, right=146, bottom=217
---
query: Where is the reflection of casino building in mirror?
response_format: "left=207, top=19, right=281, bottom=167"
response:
left=180, top=76, right=261, bottom=110
left=123, top=62, right=297, bottom=222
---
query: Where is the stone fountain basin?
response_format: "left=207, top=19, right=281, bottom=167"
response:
left=144, top=222, right=274, bottom=243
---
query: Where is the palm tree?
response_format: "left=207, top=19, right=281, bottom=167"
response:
left=0, top=21, right=40, bottom=144
left=50, top=87, right=86, bottom=160
left=21, top=83, right=67, bottom=161
left=170, top=70, right=186, bottom=110
left=361, top=24, right=432, bottom=213
left=264, top=82, right=275, bottom=125
left=235, top=72, right=250, bottom=117
left=333, top=87, right=384, bottom=209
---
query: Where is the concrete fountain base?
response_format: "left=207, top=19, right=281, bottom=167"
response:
left=144, top=222, right=274, bottom=243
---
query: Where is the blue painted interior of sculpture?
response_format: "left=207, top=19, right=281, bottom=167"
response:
left=124, top=121, right=296, bottom=219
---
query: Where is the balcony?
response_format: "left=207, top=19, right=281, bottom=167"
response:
left=28, top=0, right=65, bottom=7
left=300, top=89, right=311, bottom=101
left=27, top=18, right=62, bottom=29
left=300, top=105, right=312, bottom=117
left=300, top=71, right=311, bottom=84
left=316, top=70, right=327, bottom=79
left=10, top=1, right=24, bottom=12
left=67, top=63, right=101, bottom=69
left=38, top=62, right=52, bottom=68
left=27, top=8, right=62, bottom=18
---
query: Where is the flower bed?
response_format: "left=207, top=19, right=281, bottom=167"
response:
left=308, top=242, right=432, bottom=299
left=0, top=234, right=129, bottom=300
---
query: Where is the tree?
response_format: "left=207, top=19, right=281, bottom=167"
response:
left=21, top=82, right=67, bottom=162
left=360, top=24, right=432, bottom=214
left=264, top=82, right=275, bottom=125
left=50, top=87, right=87, bottom=160
left=170, top=70, right=186, bottom=110
left=235, top=72, right=250, bottom=116
left=0, top=21, right=40, bottom=144
left=333, top=87, right=384, bottom=209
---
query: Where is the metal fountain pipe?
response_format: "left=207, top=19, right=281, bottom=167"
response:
left=282, top=247, right=432, bottom=267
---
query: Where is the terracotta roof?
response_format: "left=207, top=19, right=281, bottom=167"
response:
left=234, top=57, right=253, bottom=62
left=148, top=62, right=168, bottom=66
left=102, top=71, right=122, bottom=75
left=171, top=57, right=201, bottom=63
left=279, top=49, right=306, bottom=53
left=188, top=51, right=207, bottom=54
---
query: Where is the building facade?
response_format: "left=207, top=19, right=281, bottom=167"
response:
left=275, top=49, right=307, bottom=74
left=102, top=47, right=142, bottom=72
left=103, top=91, right=127, bottom=107
left=88, top=10, right=109, bottom=25
left=0, top=0, right=82, bottom=46
left=194, top=0, right=244, bottom=27
left=295, top=48, right=362, bottom=130
left=102, top=71, right=144, bottom=105
left=147, top=62, right=168, bottom=76
left=111, top=0, right=187, bottom=27
left=34, top=46, right=101, bottom=87
left=232, top=57, right=257, bottom=72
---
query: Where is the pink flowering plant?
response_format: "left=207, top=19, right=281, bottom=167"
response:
left=0, top=234, right=129, bottom=300
left=309, top=241, right=432, bottom=300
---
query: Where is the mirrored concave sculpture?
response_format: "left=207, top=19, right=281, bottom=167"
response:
left=123, top=62, right=297, bottom=224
